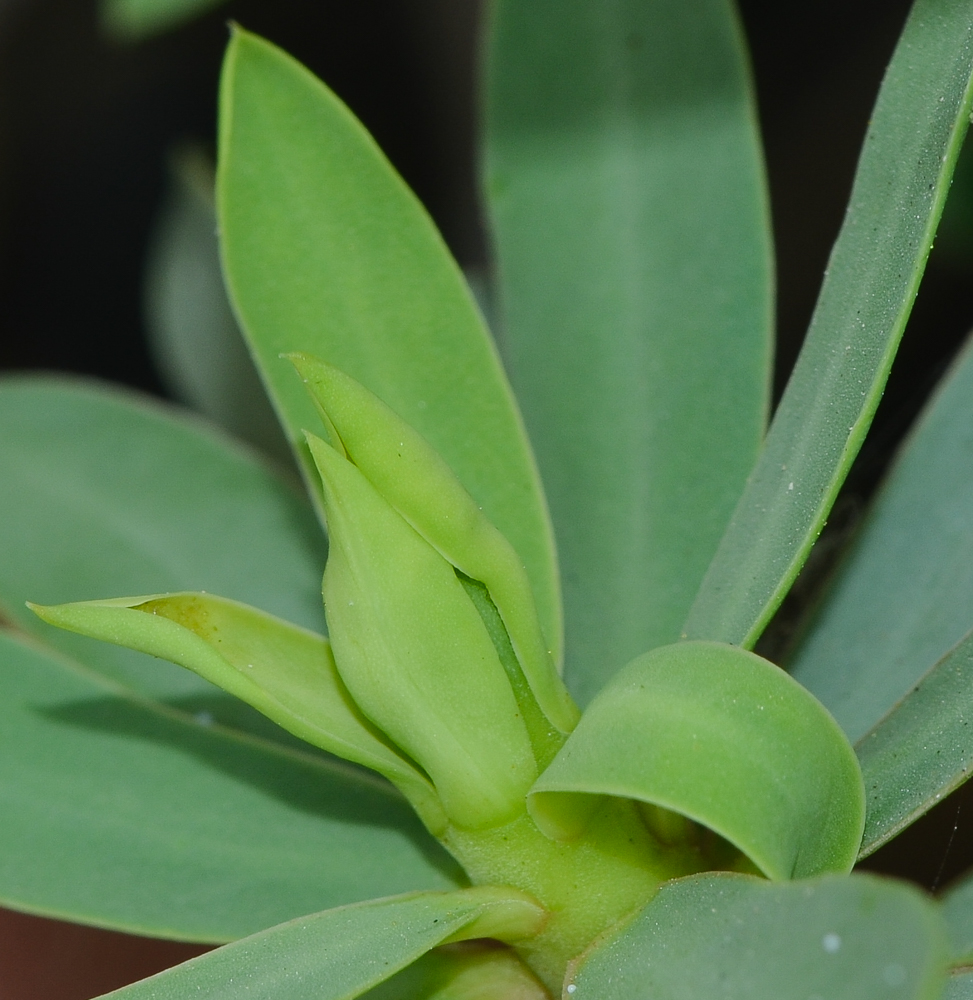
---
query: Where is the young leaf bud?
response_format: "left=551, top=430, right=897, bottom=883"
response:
left=287, top=353, right=579, bottom=736
left=306, top=431, right=538, bottom=830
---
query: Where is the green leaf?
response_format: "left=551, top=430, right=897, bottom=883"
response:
left=99, top=0, right=227, bottom=40
left=0, top=629, right=462, bottom=939
left=28, top=592, right=447, bottom=834
left=568, top=872, right=949, bottom=1000
left=0, top=376, right=326, bottom=709
left=95, top=887, right=546, bottom=1000
left=290, top=354, right=578, bottom=735
left=855, top=628, right=973, bottom=858
left=307, top=432, right=536, bottom=831
left=361, top=943, right=549, bottom=1000
left=941, top=868, right=973, bottom=963
left=216, top=28, right=562, bottom=669
left=791, top=333, right=973, bottom=740
left=144, top=145, right=289, bottom=465
left=943, top=971, right=973, bottom=1000
left=530, top=642, right=864, bottom=879
left=684, top=0, right=973, bottom=648
left=484, top=0, right=772, bottom=703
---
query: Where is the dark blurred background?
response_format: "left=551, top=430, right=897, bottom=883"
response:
left=0, top=1, right=971, bottom=996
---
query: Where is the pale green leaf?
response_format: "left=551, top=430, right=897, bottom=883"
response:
left=792, top=334, right=973, bottom=740
left=145, top=145, right=289, bottom=464
left=485, top=0, right=772, bottom=703
left=95, top=887, right=546, bottom=1000
left=568, top=872, right=948, bottom=1000
left=0, top=376, right=325, bottom=713
left=0, top=629, right=462, bottom=939
left=856, top=628, right=973, bottom=858
left=29, top=592, right=447, bottom=834
left=216, top=29, right=562, bottom=668
left=685, top=0, right=973, bottom=647
left=530, top=642, right=864, bottom=879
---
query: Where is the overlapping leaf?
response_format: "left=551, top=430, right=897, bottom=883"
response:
left=485, top=0, right=772, bottom=703
left=0, top=630, right=461, bottom=940
left=568, top=873, right=948, bottom=1000
left=95, top=887, right=545, bottom=999
left=217, top=29, right=562, bottom=667
left=685, top=0, right=973, bottom=648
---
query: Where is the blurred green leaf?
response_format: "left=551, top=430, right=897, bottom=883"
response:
left=938, top=866, right=973, bottom=963
left=0, top=629, right=462, bottom=939
left=485, top=0, right=772, bottom=704
left=145, top=145, right=290, bottom=465
left=792, top=334, right=973, bottom=740
left=362, top=943, right=549, bottom=1000
left=855, top=628, right=973, bottom=858
left=217, top=29, right=563, bottom=668
left=685, top=0, right=973, bottom=648
left=530, top=642, right=864, bottom=879
left=100, top=0, right=227, bottom=40
left=95, top=887, right=545, bottom=1000
left=0, top=376, right=325, bottom=711
left=568, top=872, right=949, bottom=1000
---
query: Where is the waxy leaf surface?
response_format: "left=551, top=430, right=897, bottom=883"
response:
left=685, top=0, right=973, bottom=647
left=0, top=630, right=461, bottom=940
left=485, top=0, right=772, bottom=703
left=0, top=377, right=325, bottom=711
left=568, top=873, right=948, bottom=1000
left=308, top=433, right=536, bottom=830
left=531, top=642, right=864, bottom=879
left=856, top=628, right=973, bottom=858
left=29, top=592, right=446, bottom=832
left=941, top=869, right=973, bottom=963
left=792, top=334, right=973, bottom=741
left=217, top=29, right=562, bottom=667
left=96, top=887, right=545, bottom=1000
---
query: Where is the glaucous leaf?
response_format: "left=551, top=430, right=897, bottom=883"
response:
left=485, top=0, right=773, bottom=704
left=0, top=630, right=461, bottom=940
left=29, top=592, right=446, bottom=833
left=792, top=334, right=973, bottom=740
left=938, top=866, right=973, bottom=963
left=567, top=872, right=949, bottom=1000
left=95, top=887, right=545, bottom=1000
left=685, top=0, right=973, bottom=648
left=943, top=972, right=973, bottom=1000
left=530, top=642, right=864, bottom=879
left=144, top=145, right=289, bottom=464
left=856, top=628, right=973, bottom=858
left=216, top=29, right=562, bottom=667
left=0, top=376, right=325, bottom=706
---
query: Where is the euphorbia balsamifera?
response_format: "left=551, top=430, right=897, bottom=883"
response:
left=1, top=1, right=973, bottom=998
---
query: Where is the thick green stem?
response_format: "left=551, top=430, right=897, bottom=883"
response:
left=441, top=797, right=708, bottom=992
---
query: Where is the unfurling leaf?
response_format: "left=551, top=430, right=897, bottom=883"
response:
left=306, top=432, right=537, bottom=831
left=289, top=353, right=579, bottom=735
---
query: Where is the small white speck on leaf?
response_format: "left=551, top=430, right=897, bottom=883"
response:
left=566, top=985, right=577, bottom=994
left=822, top=933, right=841, bottom=953
left=788, top=482, right=794, bottom=491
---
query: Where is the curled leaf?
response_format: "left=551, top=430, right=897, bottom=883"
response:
left=530, top=641, right=865, bottom=879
